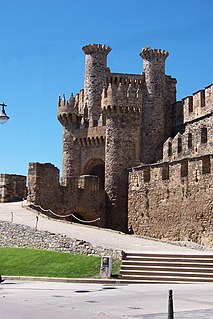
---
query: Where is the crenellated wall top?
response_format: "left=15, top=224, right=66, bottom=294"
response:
left=182, top=84, right=213, bottom=123
left=140, top=47, right=169, bottom=60
left=82, top=44, right=112, bottom=55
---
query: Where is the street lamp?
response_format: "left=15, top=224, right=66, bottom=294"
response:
left=0, top=103, right=9, bottom=124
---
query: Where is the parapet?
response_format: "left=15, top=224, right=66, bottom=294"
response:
left=140, top=47, right=169, bottom=60
left=82, top=44, right=111, bottom=55
left=163, top=117, right=212, bottom=162
left=129, top=155, right=212, bottom=189
left=101, top=80, right=142, bottom=114
left=182, top=84, right=213, bottom=123
left=57, top=93, right=80, bottom=126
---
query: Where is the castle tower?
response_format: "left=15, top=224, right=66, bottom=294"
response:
left=102, top=84, right=141, bottom=232
left=57, top=95, right=81, bottom=180
left=82, top=44, right=111, bottom=127
left=140, top=47, right=169, bottom=163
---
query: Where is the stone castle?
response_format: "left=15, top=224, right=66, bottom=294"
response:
left=2, top=44, right=212, bottom=246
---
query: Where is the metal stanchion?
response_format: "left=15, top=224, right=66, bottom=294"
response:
left=168, top=289, right=174, bottom=319
left=35, top=216, right=38, bottom=230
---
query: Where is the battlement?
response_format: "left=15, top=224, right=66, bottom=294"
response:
left=101, top=81, right=142, bottom=112
left=182, top=84, right=213, bottom=123
left=57, top=93, right=80, bottom=126
left=129, top=155, right=212, bottom=188
left=164, top=113, right=212, bottom=161
left=82, top=44, right=111, bottom=55
left=140, top=47, right=169, bottom=60
left=106, top=72, right=143, bottom=87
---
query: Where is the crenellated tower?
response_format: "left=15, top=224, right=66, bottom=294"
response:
left=140, top=47, right=169, bottom=163
left=102, top=82, right=142, bottom=231
left=57, top=94, right=81, bottom=180
left=82, top=44, right=111, bottom=127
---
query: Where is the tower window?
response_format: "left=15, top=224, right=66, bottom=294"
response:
left=188, top=133, right=193, bottom=149
left=143, top=167, right=150, bottom=182
left=188, top=96, right=193, bottom=113
left=201, top=90, right=205, bottom=108
left=168, top=142, right=172, bottom=157
left=177, top=137, right=182, bottom=153
left=202, top=155, right=211, bottom=174
left=181, top=160, right=188, bottom=177
left=162, top=165, right=169, bottom=180
left=201, top=127, right=207, bottom=144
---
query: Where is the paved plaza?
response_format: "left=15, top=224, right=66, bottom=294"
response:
left=1, top=280, right=213, bottom=319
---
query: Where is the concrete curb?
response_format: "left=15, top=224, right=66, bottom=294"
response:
left=3, top=275, right=124, bottom=285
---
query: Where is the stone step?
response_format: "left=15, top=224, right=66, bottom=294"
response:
left=123, top=256, right=213, bottom=263
left=119, top=274, right=213, bottom=283
left=120, top=269, right=213, bottom=278
left=119, top=252, right=213, bottom=283
left=122, top=260, right=213, bottom=268
left=121, top=265, right=213, bottom=273
left=124, top=252, right=213, bottom=259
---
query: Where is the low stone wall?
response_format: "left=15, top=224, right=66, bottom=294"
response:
left=0, top=221, right=122, bottom=260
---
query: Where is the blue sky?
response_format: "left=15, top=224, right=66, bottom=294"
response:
left=0, top=0, right=213, bottom=177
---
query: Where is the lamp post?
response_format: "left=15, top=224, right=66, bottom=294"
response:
left=0, top=103, right=9, bottom=124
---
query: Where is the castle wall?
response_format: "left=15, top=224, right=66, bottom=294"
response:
left=128, top=156, right=213, bottom=246
left=27, top=162, right=106, bottom=227
left=183, top=84, right=213, bottom=123
left=0, top=174, right=26, bottom=203
left=163, top=116, right=213, bottom=161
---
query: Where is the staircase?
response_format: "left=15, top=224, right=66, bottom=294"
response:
left=119, top=252, right=213, bottom=284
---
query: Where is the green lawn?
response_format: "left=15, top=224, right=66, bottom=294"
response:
left=0, top=247, right=121, bottom=278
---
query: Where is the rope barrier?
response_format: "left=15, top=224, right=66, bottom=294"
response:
left=29, top=203, right=101, bottom=224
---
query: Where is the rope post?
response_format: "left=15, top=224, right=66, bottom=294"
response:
left=11, top=212, right=13, bottom=223
left=35, top=216, right=38, bottom=230
left=168, top=289, right=174, bottom=319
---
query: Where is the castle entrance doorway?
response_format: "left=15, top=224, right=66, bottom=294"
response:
left=83, top=159, right=105, bottom=189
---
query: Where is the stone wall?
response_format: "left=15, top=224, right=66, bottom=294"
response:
left=128, top=156, right=213, bottom=247
left=163, top=115, right=213, bottom=161
left=0, top=174, right=27, bottom=203
left=183, top=84, right=213, bottom=124
left=27, top=162, right=106, bottom=227
left=0, top=221, right=122, bottom=259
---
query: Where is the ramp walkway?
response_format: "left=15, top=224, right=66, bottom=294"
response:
left=0, top=201, right=211, bottom=255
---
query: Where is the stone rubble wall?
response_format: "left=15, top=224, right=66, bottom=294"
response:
left=0, top=221, right=122, bottom=260
left=0, top=174, right=27, bottom=203
left=27, top=162, right=106, bottom=227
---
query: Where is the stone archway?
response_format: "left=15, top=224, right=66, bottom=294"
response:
left=83, top=159, right=105, bottom=189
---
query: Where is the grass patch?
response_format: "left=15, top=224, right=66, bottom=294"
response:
left=0, top=247, right=121, bottom=278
